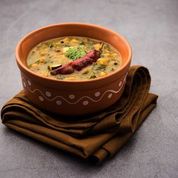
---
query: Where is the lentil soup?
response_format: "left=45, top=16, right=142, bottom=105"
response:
left=27, top=36, right=122, bottom=81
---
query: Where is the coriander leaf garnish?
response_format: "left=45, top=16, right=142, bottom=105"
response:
left=65, top=46, right=86, bottom=60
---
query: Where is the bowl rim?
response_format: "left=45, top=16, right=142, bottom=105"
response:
left=16, top=22, right=132, bottom=84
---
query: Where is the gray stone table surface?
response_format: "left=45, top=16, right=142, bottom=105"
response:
left=0, top=0, right=178, bottom=177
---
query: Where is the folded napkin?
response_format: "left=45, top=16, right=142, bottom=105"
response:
left=1, top=66, right=158, bottom=163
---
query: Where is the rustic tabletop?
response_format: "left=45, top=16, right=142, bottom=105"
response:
left=0, top=0, right=178, bottom=177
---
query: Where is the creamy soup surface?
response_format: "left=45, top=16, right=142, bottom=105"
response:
left=27, top=36, right=122, bottom=81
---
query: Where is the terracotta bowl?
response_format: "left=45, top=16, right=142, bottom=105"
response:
left=16, top=23, right=132, bottom=116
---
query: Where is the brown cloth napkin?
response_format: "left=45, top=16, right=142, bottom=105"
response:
left=1, top=66, right=158, bottom=163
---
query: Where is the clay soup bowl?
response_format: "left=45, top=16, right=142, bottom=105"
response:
left=16, top=23, right=132, bottom=116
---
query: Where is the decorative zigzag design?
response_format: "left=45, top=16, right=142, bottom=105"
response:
left=22, top=73, right=127, bottom=106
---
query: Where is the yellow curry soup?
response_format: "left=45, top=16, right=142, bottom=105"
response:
left=27, top=36, right=122, bottom=81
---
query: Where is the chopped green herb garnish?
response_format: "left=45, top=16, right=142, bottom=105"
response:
left=96, top=64, right=106, bottom=70
left=34, top=60, right=40, bottom=64
left=89, top=74, right=96, bottom=79
left=49, top=44, right=54, bottom=48
left=65, top=46, right=86, bottom=60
